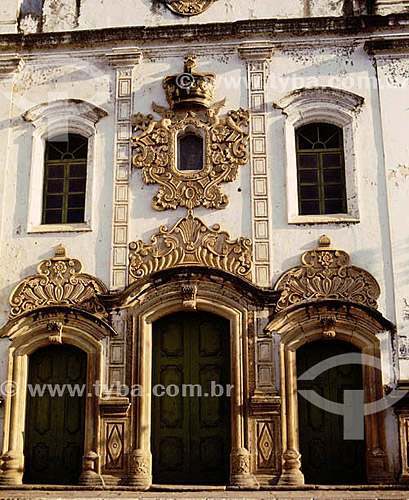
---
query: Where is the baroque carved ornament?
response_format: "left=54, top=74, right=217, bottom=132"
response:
left=131, top=55, right=249, bottom=211
left=9, top=244, right=108, bottom=319
left=161, top=0, right=216, bottom=15
left=129, top=212, right=253, bottom=282
left=274, top=235, right=381, bottom=311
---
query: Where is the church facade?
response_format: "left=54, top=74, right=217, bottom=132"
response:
left=0, top=0, right=408, bottom=488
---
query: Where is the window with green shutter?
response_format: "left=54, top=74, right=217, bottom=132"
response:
left=296, top=123, right=347, bottom=216
left=42, top=134, right=88, bottom=225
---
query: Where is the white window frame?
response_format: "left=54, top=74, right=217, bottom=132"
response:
left=276, top=87, right=364, bottom=224
left=23, top=99, right=107, bottom=233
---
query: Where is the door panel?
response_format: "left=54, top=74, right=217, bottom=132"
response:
left=152, top=311, right=231, bottom=485
left=297, top=340, right=366, bottom=485
left=24, top=345, right=86, bottom=485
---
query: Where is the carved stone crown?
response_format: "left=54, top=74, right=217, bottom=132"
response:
left=129, top=212, right=253, bottom=282
left=274, top=235, right=381, bottom=311
left=163, top=54, right=216, bottom=109
left=9, top=245, right=108, bottom=319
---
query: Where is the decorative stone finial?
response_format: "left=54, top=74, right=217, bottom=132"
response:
left=55, top=243, right=67, bottom=258
left=318, top=235, right=331, bottom=248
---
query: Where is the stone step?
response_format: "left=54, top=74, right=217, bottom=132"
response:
left=0, top=488, right=409, bottom=500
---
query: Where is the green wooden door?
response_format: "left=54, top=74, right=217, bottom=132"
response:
left=24, top=345, right=87, bottom=485
left=297, top=340, right=366, bottom=484
left=152, top=311, right=231, bottom=485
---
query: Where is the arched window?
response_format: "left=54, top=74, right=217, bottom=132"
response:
left=42, top=134, right=88, bottom=224
left=296, top=123, right=347, bottom=216
left=177, top=132, right=204, bottom=171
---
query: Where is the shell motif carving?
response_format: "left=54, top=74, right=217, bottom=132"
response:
left=162, top=0, right=216, bottom=16
left=129, top=212, right=253, bottom=282
left=131, top=101, right=249, bottom=211
left=274, top=235, right=381, bottom=311
left=9, top=244, right=108, bottom=319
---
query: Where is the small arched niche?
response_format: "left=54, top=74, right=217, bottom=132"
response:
left=177, top=127, right=204, bottom=172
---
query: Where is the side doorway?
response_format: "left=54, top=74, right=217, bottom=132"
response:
left=152, top=311, right=231, bottom=485
left=24, top=344, right=87, bottom=485
left=297, top=339, right=366, bottom=484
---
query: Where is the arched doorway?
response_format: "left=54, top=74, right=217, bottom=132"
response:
left=151, top=311, right=231, bottom=485
left=297, top=339, right=366, bottom=484
left=24, top=344, right=87, bottom=485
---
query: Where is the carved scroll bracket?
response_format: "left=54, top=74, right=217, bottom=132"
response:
left=274, top=235, right=381, bottom=312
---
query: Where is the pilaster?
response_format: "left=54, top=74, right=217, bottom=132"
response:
left=239, top=43, right=273, bottom=288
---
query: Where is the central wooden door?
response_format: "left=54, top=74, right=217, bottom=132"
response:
left=24, top=344, right=86, bottom=485
left=152, top=311, right=231, bottom=485
left=297, top=340, right=366, bottom=484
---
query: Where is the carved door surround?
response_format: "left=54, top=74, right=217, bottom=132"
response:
left=267, top=302, right=394, bottom=485
left=0, top=246, right=116, bottom=486
left=119, top=272, right=274, bottom=490
left=267, top=235, right=395, bottom=485
left=0, top=309, right=114, bottom=486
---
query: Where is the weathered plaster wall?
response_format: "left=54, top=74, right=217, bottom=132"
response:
left=0, top=54, right=115, bottom=322
left=374, top=53, right=409, bottom=380
left=0, top=0, right=21, bottom=34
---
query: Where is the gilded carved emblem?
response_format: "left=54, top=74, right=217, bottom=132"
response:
left=274, top=235, right=381, bottom=311
left=129, top=212, right=253, bottom=282
left=162, top=0, right=216, bottom=16
left=131, top=55, right=249, bottom=211
left=9, top=244, right=108, bottom=319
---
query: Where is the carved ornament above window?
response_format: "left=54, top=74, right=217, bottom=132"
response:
left=9, top=244, right=108, bottom=319
left=131, top=55, right=249, bottom=211
left=274, top=235, right=381, bottom=311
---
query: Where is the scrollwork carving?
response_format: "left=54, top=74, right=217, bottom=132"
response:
left=274, top=235, right=381, bottom=311
left=131, top=55, right=249, bottom=211
left=9, top=244, right=108, bottom=319
left=129, top=212, right=253, bottom=282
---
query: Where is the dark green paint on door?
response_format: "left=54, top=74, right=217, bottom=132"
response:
left=297, top=340, right=366, bottom=485
left=152, top=311, right=231, bottom=485
left=24, top=345, right=86, bottom=485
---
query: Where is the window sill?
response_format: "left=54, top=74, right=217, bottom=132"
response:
left=288, top=214, right=360, bottom=225
left=27, top=223, right=92, bottom=234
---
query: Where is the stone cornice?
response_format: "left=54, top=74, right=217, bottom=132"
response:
left=0, top=53, right=23, bottom=76
left=365, top=37, right=409, bottom=55
left=0, top=14, right=409, bottom=51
